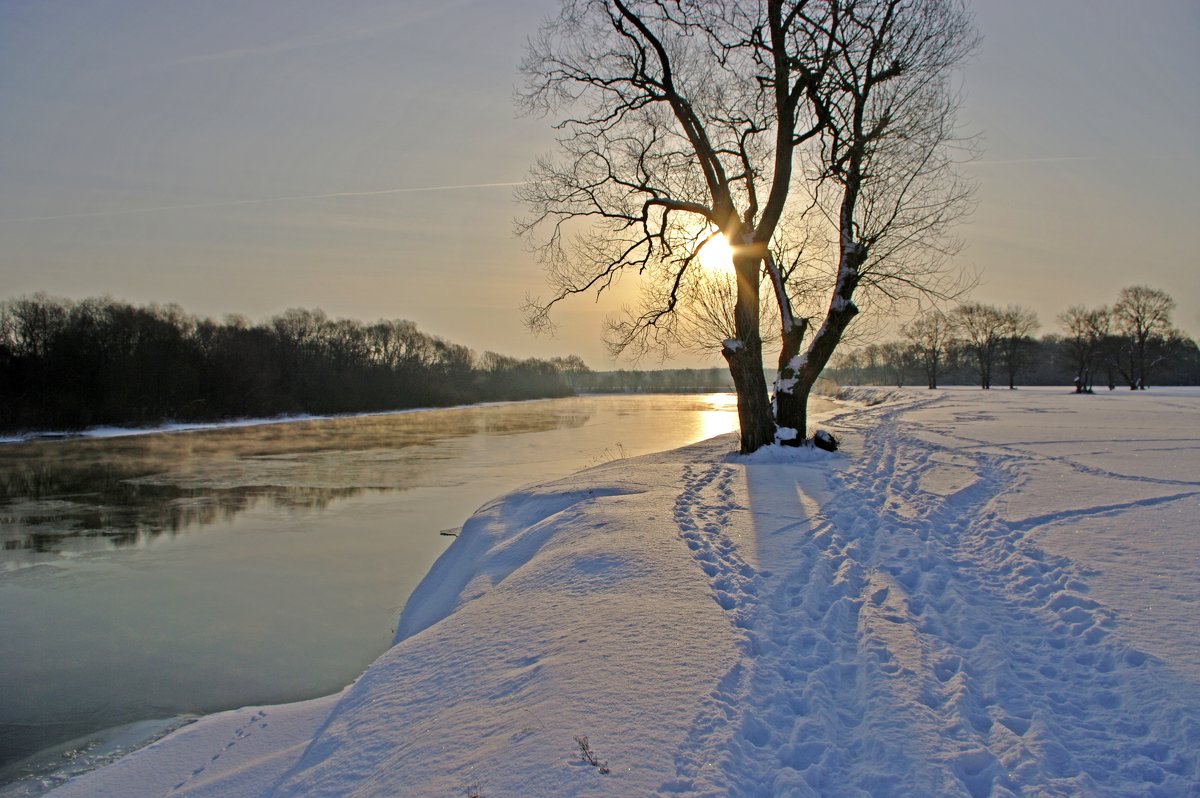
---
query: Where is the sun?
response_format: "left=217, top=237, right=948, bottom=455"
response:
left=696, top=232, right=734, bottom=273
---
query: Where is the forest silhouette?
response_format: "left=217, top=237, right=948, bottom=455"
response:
left=0, top=295, right=585, bottom=432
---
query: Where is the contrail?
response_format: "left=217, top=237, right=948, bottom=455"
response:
left=968, top=155, right=1105, bottom=166
left=0, top=181, right=530, bottom=224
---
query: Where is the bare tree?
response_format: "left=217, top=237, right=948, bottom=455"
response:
left=877, top=341, right=915, bottom=387
left=998, top=305, right=1038, bottom=390
left=519, top=0, right=975, bottom=452
left=772, top=0, right=977, bottom=439
left=902, top=310, right=950, bottom=389
left=2, top=292, right=71, bottom=360
left=1058, top=305, right=1110, bottom=393
left=952, top=302, right=1004, bottom=389
left=829, top=347, right=864, bottom=384
left=518, top=0, right=824, bottom=452
left=1112, top=285, right=1175, bottom=389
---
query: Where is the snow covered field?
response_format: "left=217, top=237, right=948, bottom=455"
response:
left=43, top=387, right=1200, bottom=797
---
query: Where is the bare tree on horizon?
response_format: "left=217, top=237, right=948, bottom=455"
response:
left=1113, top=285, right=1176, bottom=390
left=952, top=302, right=1004, bottom=390
left=998, top=305, right=1039, bottom=389
left=903, top=310, right=951, bottom=389
left=1059, top=304, right=1111, bottom=393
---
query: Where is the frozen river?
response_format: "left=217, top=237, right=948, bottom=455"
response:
left=0, top=393, right=827, bottom=779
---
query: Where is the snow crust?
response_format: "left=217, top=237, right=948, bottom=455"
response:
left=45, top=387, right=1200, bottom=797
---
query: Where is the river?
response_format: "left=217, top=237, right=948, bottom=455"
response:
left=0, top=393, right=816, bottom=783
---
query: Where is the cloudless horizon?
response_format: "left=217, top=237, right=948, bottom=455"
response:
left=2, top=0, right=1197, bottom=369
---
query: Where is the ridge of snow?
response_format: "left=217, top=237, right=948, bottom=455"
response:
left=392, top=484, right=645, bottom=645
left=836, top=385, right=912, bottom=406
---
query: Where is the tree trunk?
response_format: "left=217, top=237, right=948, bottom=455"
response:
left=774, top=155, right=863, bottom=444
left=772, top=321, right=806, bottom=446
left=725, top=341, right=774, bottom=453
left=724, top=253, right=774, bottom=453
left=774, top=243, right=863, bottom=444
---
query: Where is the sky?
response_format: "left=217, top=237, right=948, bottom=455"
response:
left=1, top=0, right=1197, bottom=369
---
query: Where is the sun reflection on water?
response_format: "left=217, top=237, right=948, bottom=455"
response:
left=696, top=392, right=739, bottom=441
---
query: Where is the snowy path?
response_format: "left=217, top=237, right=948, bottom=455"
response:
left=666, top=391, right=1200, bottom=796
left=43, top=388, right=1200, bottom=797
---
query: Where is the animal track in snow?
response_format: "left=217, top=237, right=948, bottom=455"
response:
left=169, top=710, right=269, bottom=793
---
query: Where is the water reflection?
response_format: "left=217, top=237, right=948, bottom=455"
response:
left=696, top=392, right=740, bottom=441
left=0, top=402, right=591, bottom=558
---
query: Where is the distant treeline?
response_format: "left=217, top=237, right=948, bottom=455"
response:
left=0, top=294, right=588, bottom=432
left=570, top=368, right=733, bottom=393
left=827, top=288, right=1200, bottom=390
left=829, top=335, right=1200, bottom=389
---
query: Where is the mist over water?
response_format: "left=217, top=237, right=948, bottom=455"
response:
left=0, top=394, right=809, bottom=778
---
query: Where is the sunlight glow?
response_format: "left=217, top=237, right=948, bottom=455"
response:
left=695, top=392, right=739, bottom=440
left=697, top=232, right=735, bottom=273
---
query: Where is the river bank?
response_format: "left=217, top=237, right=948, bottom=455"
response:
left=37, top=388, right=1200, bottom=796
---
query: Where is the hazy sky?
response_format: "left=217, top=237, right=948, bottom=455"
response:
left=2, top=0, right=1197, bottom=368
